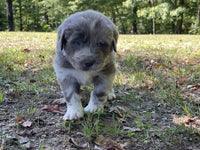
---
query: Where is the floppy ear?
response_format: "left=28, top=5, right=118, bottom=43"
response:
left=112, top=28, right=118, bottom=52
left=60, top=32, right=67, bottom=50
left=57, top=27, right=71, bottom=51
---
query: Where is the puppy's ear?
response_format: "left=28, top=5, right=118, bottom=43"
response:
left=60, top=32, right=67, bottom=50
left=57, top=27, right=71, bottom=51
left=112, top=28, right=118, bottom=52
left=112, top=40, right=117, bottom=52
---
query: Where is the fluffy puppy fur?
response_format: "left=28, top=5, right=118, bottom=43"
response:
left=54, top=10, right=118, bottom=120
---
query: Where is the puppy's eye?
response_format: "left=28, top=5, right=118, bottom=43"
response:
left=97, top=42, right=105, bottom=48
left=74, top=40, right=82, bottom=46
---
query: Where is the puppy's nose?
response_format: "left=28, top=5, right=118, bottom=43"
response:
left=84, top=59, right=95, bottom=68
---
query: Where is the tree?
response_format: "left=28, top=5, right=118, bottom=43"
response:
left=150, top=0, right=156, bottom=34
left=0, top=1, right=7, bottom=30
left=176, top=0, right=184, bottom=34
left=132, top=5, right=137, bottom=34
left=6, top=0, right=14, bottom=31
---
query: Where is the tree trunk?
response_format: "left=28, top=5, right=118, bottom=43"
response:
left=19, top=0, right=23, bottom=31
left=132, top=6, right=137, bottom=34
left=197, top=2, right=200, bottom=25
left=111, top=8, right=116, bottom=25
left=176, top=0, right=184, bottom=34
left=150, top=0, right=155, bottom=34
left=152, top=18, right=155, bottom=34
left=6, top=0, right=14, bottom=31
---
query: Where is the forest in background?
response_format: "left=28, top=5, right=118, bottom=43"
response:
left=1, top=0, right=200, bottom=34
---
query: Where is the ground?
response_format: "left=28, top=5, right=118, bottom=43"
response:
left=0, top=32, right=200, bottom=150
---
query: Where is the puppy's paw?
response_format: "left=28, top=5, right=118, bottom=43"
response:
left=63, top=105, right=84, bottom=121
left=84, top=101, right=104, bottom=113
left=108, top=89, right=116, bottom=100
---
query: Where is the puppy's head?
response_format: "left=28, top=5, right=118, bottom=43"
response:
left=57, top=10, right=118, bottom=71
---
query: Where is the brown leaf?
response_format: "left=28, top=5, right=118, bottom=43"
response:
left=16, top=116, right=22, bottom=123
left=30, top=79, right=36, bottom=83
left=187, top=85, right=200, bottom=90
left=185, top=118, right=195, bottom=125
left=116, top=53, right=122, bottom=57
left=156, top=63, right=167, bottom=68
left=22, top=48, right=31, bottom=52
left=109, top=107, right=123, bottom=118
left=94, top=135, right=125, bottom=150
left=41, top=105, right=65, bottom=115
left=30, top=68, right=39, bottom=72
left=52, top=98, right=66, bottom=105
left=94, top=135, right=108, bottom=146
left=13, top=133, right=30, bottom=144
left=24, top=62, right=31, bottom=67
left=193, top=85, right=200, bottom=90
left=21, top=120, right=32, bottom=127
left=105, top=140, right=125, bottom=150
left=67, top=136, right=89, bottom=148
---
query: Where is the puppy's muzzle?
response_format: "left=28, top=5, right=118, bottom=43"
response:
left=81, top=57, right=96, bottom=71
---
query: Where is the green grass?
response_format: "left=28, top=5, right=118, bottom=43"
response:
left=0, top=32, right=200, bottom=149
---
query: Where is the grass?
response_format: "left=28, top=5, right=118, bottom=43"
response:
left=0, top=32, right=200, bottom=149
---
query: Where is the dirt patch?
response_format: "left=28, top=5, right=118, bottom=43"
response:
left=1, top=83, right=200, bottom=150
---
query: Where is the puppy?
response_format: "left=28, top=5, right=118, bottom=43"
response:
left=54, top=10, right=118, bottom=120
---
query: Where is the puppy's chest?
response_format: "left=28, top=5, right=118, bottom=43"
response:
left=72, top=70, right=97, bottom=86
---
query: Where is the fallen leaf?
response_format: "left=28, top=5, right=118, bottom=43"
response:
left=105, top=140, right=125, bottom=150
left=24, top=62, right=31, bottom=67
left=156, top=63, right=166, bottom=68
left=13, top=133, right=30, bottom=144
left=109, top=107, right=123, bottom=118
left=16, top=116, right=22, bottom=123
left=187, top=85, right=200, bottom=90
left=193, top=85, right=200, bottom=90
left=30, top=79, right=36, bottom=83
left=52, top=98, right=66, bottom=105
left=123, top=126, right=141, bottom=132
left=20, top=129, right=36, bottom=137
left=41, top=105, right=65, bottom=115
left=21, top=120, right=32, bottom=127
left=94, top=145, right=104, bottom=150
left=21, top=141, right=31, bottom=149
left=94, top=135, right=125, bottom=150
left=22, top=48, right=31, bottom=52
left=30, top=68, right=39, bottom=72
left=185, top=118, right=195, bottom=124
left=94, top=135, right=107, bottom=146
left=116, top=53, right=121, bottom=57
left=67, top=136, right=89, bottom=148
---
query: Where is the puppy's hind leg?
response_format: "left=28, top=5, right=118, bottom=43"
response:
left=59, top=77, right=84, bottom=121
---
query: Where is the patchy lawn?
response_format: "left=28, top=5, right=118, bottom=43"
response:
left=0, top=32, right=200, bottom=150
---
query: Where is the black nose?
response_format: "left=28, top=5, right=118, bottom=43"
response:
left=85, top=59, right=95, bottom=68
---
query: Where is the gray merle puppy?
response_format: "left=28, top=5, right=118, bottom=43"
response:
left=54, top=10, right=118, bottom=121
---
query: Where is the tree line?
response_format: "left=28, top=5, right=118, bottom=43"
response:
left=1, top=0, right=200, bottom=34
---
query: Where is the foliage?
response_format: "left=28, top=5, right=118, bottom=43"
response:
left=1, top=0, right=200, bottom=33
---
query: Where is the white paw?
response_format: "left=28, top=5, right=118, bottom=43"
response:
left=63, top=105, right=84, bottom=121
left=108, top=89, right=116, bottom=100
left=84, top=99, right=104, bottom=113
left=63, top=93, right=83, bottom=121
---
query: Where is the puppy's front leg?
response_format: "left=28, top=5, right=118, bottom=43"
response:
left=84, top=76, right=114, bottom=113
left=59, top=77, right=83, bottom=120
